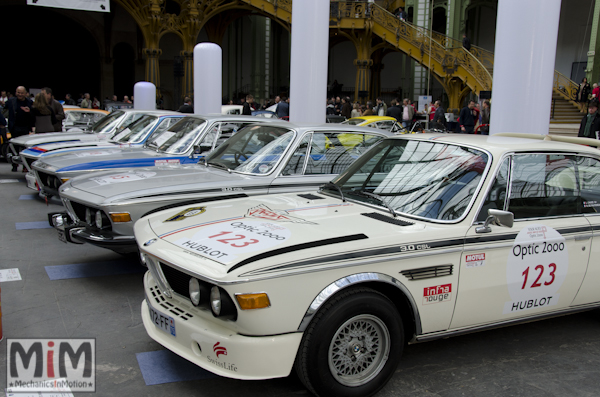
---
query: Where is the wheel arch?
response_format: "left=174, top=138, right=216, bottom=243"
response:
left=297, top=272, right=421, bottom=341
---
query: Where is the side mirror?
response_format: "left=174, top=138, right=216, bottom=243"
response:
left=476, top=209, right=514, bottom=234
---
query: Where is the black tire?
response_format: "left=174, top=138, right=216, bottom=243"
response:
left=295, top=287, right=404, bottom=397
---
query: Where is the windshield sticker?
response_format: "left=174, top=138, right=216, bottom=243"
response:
left=91, top=171, right=157, bottom=185
left=503, top=225, right=568, bottom=314
left=465, top=253, right=485, bottom=268
left=245, top=204, right=317, bottom=225
left=423, top=284, right=452, bottom=304
left=173, top=220, right=291, bottom=265
left=152, top=131, right=175, bottom=148
left=74, top=150, right=120, bottom=157
left=112, top=128, right=131, bottom=141
left=164, top=207, right=206, bottom=222
left=155, top=159, right=180, bottom=166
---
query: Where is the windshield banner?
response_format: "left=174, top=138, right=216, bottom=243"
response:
left=27, top=0, right=109, bottom=13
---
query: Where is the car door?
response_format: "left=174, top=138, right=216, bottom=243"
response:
left=269, top=131, right=383, bottom=194
left=570, top=154, right=600, bottom=305
left=451, top=153, right=591, bottom=329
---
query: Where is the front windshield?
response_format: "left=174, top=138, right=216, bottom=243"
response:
left=91, top=111, right=125, bottom=134
left=206, top=125, right=294, bottom=174
left=148, top=117, right=207, bottom=154
left=64, top=111, right=107, bottom=132
left=341, top=118, right=366, bottom=126
left=110, top=115, right=158, bottom=144
left=326, top=139, right=489, bottom=221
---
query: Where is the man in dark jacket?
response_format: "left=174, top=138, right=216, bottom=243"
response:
left=432, top=100, right=446, bottom=127
left=7, top=86, right=33, bottom=171
left=459, top=100, right=476, bottom=133
left=177, top=97, right=194, bottom=113
left=276, top=97, right=289, bottom=118
left=578, top=99, right=600, bottom=139
left=42, top=87, right=65, bottom=132
left=340, top=97, right=352, bottom=119
left=462, top=33, right=471, bottom=52
left=242, top=94, right=255, bottom=115
left=386, top=98, right=402, bottom=122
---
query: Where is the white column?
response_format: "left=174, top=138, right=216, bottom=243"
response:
left=289, top=0, right=329, bottom=124
left=133, top=82, right=156, bottom=110
left=194, top=43, right=222, bottom=115
left=489, top=0, right=561, bottom=135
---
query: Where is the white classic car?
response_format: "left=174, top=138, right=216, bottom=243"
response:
left=135, top=133, right=600, bottom=397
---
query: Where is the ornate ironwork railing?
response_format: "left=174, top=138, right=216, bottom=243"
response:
left=368, top=3, right=492, bottom=91
left=554, top=70, right=582, bottom=108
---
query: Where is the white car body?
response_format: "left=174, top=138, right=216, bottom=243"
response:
left=135, top=133, right=600, bottom=396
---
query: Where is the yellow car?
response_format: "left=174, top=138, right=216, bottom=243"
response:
left=341, top=115, right=404, bottom=133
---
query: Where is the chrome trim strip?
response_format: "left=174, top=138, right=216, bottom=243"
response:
left=415, top=302, right=600, bottom=343
left=297, top=272, right=422, bottom=335
left=146, top=255, right=173, bottom=298
left=62, top=198, right=79, bottom=222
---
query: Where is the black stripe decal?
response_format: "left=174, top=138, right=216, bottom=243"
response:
left=246, top=225, right=592, bottom=275
left=136, top=186, right=265, bottom=199
left=227, top=233, right=369, bottom=273
left=140, top=193, right=248, bottom=218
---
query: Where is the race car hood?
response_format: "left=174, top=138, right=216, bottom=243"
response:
left=11, top=132, right=97, bottom=147
left=65, top=164, right=250, bottom=200
left=35, top=147, right=185, bottom=173
left=136, top=193, right=433, bottom=281
left=23, top=140, right=116, bottom=157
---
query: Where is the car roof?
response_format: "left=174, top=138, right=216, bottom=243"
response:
left=250, top=121, right=396, bottom=137
left=348, top=116, right=397, bottom=122
left=384, top=133, right=600, bottom=157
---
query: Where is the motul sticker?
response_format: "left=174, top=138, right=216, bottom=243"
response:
left=465, top=253, right=485, bottom=268
left=423, top=284, right=452, bottom=305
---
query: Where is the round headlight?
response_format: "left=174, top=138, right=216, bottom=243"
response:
left=210, top=286, right=221, bottom=316
left=85, top=208, right=92, bottom=225
left=95, top=210, right=103, bottom=229
left=189, top=278, right=201, bottom=306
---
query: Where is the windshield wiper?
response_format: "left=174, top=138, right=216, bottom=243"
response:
left=350, top=190, right=397, bottom=218
left=320, top=182, right=345, bottom=202
left=206, top=161, right=231, bottom=173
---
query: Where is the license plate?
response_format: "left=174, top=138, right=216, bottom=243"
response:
left=148, top=300, right=176, bottom=337
left=57, top=229, right=67, bottom=244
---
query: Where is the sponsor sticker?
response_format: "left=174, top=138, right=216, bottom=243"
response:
left=465, top=253, right=485, bottom=268
left=91, top=171, right=156, bottom=185
left=74, top=150, right=120, bottom=158
left=503, top=224, right=568, bottom=314
left=155, top=159, right=180, bottom=166
left=164, top=207, right=206, bottom=222
left=173, top=220, right=291, bottom=265
left=206, top=342, right=237, bottom=372
left=583, top=201, right=600, bottom=208
left=423, top=284, right=452, bottom=305
left=245, top=204, right=317, bottom=225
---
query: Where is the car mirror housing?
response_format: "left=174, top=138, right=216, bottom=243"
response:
left=476, top=209, right=514, bottom=233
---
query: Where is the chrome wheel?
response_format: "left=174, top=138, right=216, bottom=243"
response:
left=328, top=314, right=391, bottom=387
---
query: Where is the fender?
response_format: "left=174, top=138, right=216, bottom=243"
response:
left=297, top=272, right=422, bottom=335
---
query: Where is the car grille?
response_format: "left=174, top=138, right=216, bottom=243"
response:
left=23, top=156, right=37, bottom=170
left=160, top=262, right=194, bottom=298
left=147, top=285, right=193, bottom=321
left=36, top=170, right=63, bottom=191
left=400, top=265, right=453, bottom=281
left=67, top=200, right=112, bottom=231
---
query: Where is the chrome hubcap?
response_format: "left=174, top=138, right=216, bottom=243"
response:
left=328, top=314, right=390, bottom=387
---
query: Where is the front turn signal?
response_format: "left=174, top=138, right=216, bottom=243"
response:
left=61, top=178, right=70, bottom=183
left=235, top=293, right=271, bottom=310
left=109, top=212, right=132, bottom=223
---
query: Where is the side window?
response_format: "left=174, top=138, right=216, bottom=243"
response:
left=477, top=157, right=509, bottom=222
left=508, top=154, right=580, bottom=219
left=304, top=133, right=382, bottom=175
left=282, top=134, right=311, bottom=175
left=576, top=156, right=600, bottom=213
